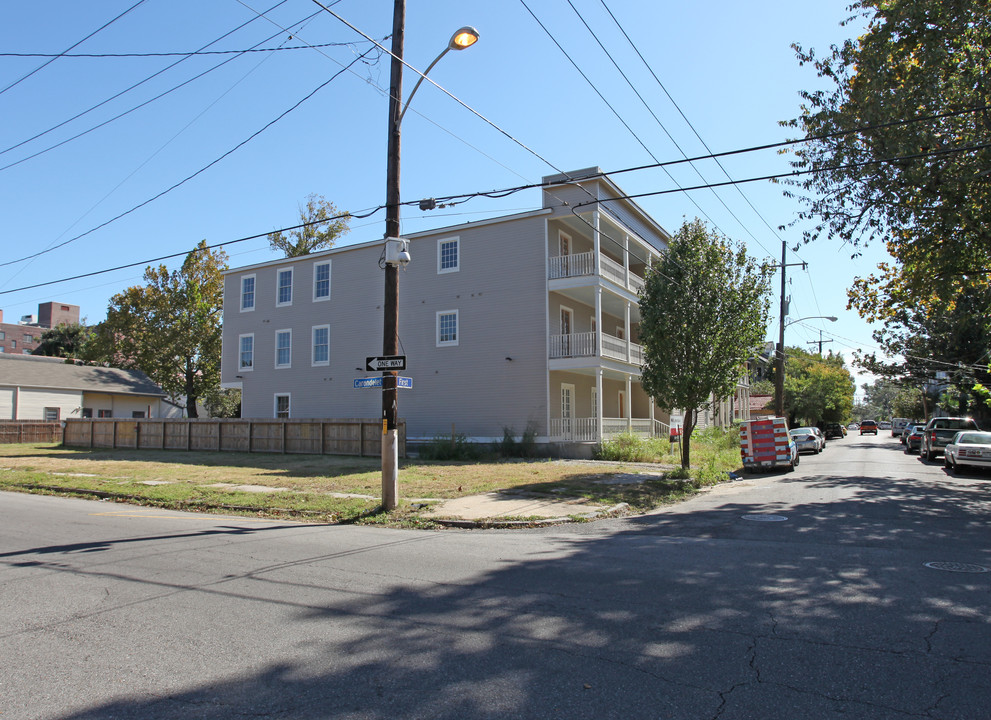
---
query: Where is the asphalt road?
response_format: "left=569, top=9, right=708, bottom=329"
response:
left=2, top=433, right=989, bottom=719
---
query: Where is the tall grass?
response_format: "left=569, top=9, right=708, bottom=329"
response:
left=594, top=427, right=741, bottom=486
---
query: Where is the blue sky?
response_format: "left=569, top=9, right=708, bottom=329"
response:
left=0, top=0, right=886, bottom=396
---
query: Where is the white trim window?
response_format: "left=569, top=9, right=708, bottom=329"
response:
left=437, top=237, right=460, bottom=274
left=275, top=329, right=292, bottom=369
left=277, top=268, right=293, bottom=306
left=312, top=324, right=330, bottom=366
left=240, top=274, right=256, bottom=312
left=238, top=334, right=254, bottom=371
left=436, top=309, right=459, bottom=347
left=313, top=260, right=331, bottom=301
left=274, top=393, right=290, bottom=419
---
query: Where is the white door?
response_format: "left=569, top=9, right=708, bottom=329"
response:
left=561, top=383, right=575, bottom=437
left=560, top=306, right=573, bottom=356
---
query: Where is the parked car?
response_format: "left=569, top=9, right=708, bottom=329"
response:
left=859, top=420, right=879, bottom=435
left=921, top=417, right=981, bottom=460
left=944, top=431, right=991, bottom=472
left=824, top=422, right=846, bottom=439
left=904, top=425, right=924, bottom=453
left=879, top=420, right=892, bottom=430
left=790, top=428, right=821, bottom=454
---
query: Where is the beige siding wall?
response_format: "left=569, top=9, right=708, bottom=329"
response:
left=12, top=388, right=80, bottom=420
left=0, top=388, right=14, bottom=419
left=82, top=393, right=160, bottom=418
left=223, top=216, right=550, bottom=439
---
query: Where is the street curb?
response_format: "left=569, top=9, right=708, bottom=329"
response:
left=429, top=502, right=630, bottom=529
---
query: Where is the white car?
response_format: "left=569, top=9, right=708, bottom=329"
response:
left=943, top=431, right=991, bottom=473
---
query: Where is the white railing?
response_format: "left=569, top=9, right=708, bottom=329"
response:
left=654, top=419, right=671, bottom=438
left=600, top=333, right=644, bottom=365
left=549, top=251, right=594, bottom=280
left=549, top=417, right=599, bottom=441
left=599, top=254, right=626, bottom=286
left=549, top=251, right=645, bottom=293
left=549, top=332, right=596, bottom=358
left=629, top=273, right=645, bottom=294
left=549, top=417, right=654, bottom=441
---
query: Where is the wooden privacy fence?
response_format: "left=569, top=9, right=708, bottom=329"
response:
left=63, top=418, right=405, bottom=457
left=0, top=421, right=63, bottom=444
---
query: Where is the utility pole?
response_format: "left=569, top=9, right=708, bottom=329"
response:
left=773, top=240, right=807, bottom=418
left=381, top=0, right=404, bottom=511
left=807, top=329, right=834, bottom=355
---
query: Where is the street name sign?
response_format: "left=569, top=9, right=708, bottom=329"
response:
left=354, top=376, right=413, bottom=389
left=365, top=355, right=406, bottom=372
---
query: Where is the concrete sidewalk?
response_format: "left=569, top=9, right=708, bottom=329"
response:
left=421, top=491, right=628, bottom=527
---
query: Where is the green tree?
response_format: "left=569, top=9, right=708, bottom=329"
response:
left=639, top=219, right=773, bottom=469
left=783, top=0, right=991, bottom=303
left=32, top=322, right=92, bottom=359
left=782, top=348, right=855, bottom=426
left=268, top=194, right=350, bottom=257
left=90, top=241, right=227, bottom=418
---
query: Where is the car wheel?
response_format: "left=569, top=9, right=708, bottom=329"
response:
left=920, top=445, right=928, bottom=461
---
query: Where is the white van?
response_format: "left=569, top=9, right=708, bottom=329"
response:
left=891, top=418, right=911, bottom=438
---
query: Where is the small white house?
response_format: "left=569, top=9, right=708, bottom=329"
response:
left=0, top=354, right=170, bottom=420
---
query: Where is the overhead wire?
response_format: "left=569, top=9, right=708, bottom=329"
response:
left=0, top=9, right=327, bottom=291
left=0, top=42, right=364, bottom=59
left=0, top=40, right=385, bottom=269
left=5, top=133, right=985, bottom=297
left=520, top=0, right=729, bottom=243
left=0, top=0, right=148, bottom=96
left=0, top=0, right=300, bottom=164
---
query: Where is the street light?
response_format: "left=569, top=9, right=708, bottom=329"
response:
left=381, top=4, right=479, bottom=511
left=774, top=315, right=838, bottom=417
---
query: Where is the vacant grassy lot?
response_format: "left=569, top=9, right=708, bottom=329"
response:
left=0, top=439, right=736, bottom=526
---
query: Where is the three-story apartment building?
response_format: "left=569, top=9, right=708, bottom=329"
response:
left=221, top=168, right=679, bottom=452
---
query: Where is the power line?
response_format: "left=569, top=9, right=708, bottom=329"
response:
left=0, top=42, right=384, bottom=269
left=308, top=0, right=571, bottom=176
left=0, top=0, right=303, bottom=163
left=565, top=0, right=780, bottom=260
left=0, top=0, right=148, bottom=96
left=520, top=0, right=728, bottom=241
left=0, top=41, right=362, bottom=59
left=3, top=105, right=987, bottom=280
left=8, top=137, right=985, bottom=298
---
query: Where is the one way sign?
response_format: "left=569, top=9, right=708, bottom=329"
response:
left=366, top=355, right=406, bottom=372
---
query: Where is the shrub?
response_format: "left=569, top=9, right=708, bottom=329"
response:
left=417, top=432, right=485, bottom=461
left=500, top=421, right=539, bottom=458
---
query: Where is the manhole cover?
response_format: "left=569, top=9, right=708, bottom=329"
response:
left=740, top=514, right=788, bottom=522
left=923, top=562, right=990, bottom=573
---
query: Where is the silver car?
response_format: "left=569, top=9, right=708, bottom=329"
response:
left=790, top=428, right=822, bottom=454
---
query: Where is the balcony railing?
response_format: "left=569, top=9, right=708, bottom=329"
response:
left=549, top=252, right=644, bottom=294
left=549, top=417, right=659, bottom=441
left=550, top=332, right=642, bottom=365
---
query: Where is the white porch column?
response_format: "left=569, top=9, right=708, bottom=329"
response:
left=595, top=286, right=602, bottom=358
left=592, top=210, right=601, bottom=277
left=624, top=301, right=632, bottom=361
left=623, top=235, right=630, bottom=289
left=626, top=374, right=633, bottom=431
left=596, top=368, right=603, bottom=441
